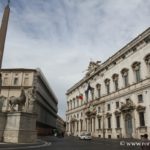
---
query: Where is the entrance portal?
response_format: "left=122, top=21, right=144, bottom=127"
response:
left=125, top=114, right=133, bottom=138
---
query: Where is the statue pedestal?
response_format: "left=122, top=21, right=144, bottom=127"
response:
left=3, top=112, right=37, bottom=143
left=0, top=112, right=6, bottom=141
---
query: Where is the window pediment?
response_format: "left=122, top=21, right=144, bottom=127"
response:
left=132, top=61, right=141, bottom=70
left=121, top=68, right=129, bottom=76
left=144, top=53, right=150, bottom=64
left=112, top=74, right=119, bottom=81
left=106, top=112, right=112, bottom=117
left=104, top=78, right=110, bottom=85
left=114, top=110, right=121, bottom=116
left=120, top=99, right=135, bottom=112
left=96, top=83, right=101, bottom=89
left=136, top=105, right=146, bottom=111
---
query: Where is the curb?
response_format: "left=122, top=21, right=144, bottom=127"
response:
left=0, top=141, right=51, bottom=150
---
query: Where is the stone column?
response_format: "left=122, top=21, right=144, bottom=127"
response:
left=87, top=118, right=90, bottom=132
left=78, top=120, right=81, bottom=135
left=84, top=118, right=87, bottom=132
left=92, top=118, right=94, bottom=133
left=121, top=114, right=125, bottom=138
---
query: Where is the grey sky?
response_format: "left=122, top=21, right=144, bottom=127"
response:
left=0, top=0, right=150, bottom=119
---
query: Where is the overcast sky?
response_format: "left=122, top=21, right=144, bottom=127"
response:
left=0, top=0, right=150, bottom=119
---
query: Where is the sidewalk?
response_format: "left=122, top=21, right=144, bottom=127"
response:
left=0, top=139, right=51, bottom=150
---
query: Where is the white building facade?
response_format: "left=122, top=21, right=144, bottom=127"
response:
left=66, top=28, right=150, bottom=139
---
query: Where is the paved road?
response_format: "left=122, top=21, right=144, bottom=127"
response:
left=42, top=136, right=141, bottom=150
left=0, top=136, right=143, bottom=150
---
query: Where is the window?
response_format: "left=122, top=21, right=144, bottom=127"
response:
left=67, top=102, right=69, bottom=110
left=98, top=118, right=101, bottom=129
left=86, top=119, right=88, bottom=130
left=116, top=102, right=119, bottom=108
left=135, top=69, right=141, bottom=82
left=114, top=80, right=118, bottom=91
left=80, top=120, right=83, bottom=131
left=112, top=74, right=119, bottom=91
left=98, top=107, right=101, bottom=113
left=13, top=77, right=18, bottom=85
left=107, top=104, right=110, bottom=111
left=116, top=116, right=120, bottom=128
left=96, top=84, right=101, bottom=98
left=138, top=94, right=143, bottom=103
left=139, top=112, right=145, bottom=126
left=126, top=98, right=130, bottom=103
left=81, top=99, right=83, bottom=106
left=108, top=117, right=111, bottom=129
left=77, top=122, right=79, bottom=131
left=124, top=75, right=128, bottom=87
left=121, top=68, right=129, bottom=87
left=132, top=62, right=141, bottom=83
left=73, top=99, right=75, bottom=108
left=70, top=100, right=72, bottom=109
left=3, top=77, right=9, bottom=85
left=144, top=54, right=150, bottom=74
left=25, top=73, right=29, bottom=76
left=24, top=77, right=29, bottom=86
left=91, top=88, right=94, bottom=100
left=77, top=99, right=79, bottom=107
left=106, top=85, right=110, bottom=94
left=105, top=79, right=110, bottom=94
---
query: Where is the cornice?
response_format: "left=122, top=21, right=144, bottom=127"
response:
left=66, top=27, right=150, bottom=95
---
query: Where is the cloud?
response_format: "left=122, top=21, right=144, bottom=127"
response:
left=0, top=0, right=150, bottom=119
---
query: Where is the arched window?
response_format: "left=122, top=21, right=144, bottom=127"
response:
left=77, top=98, right=79, bottom=107
left=70, top=100, right=72, bottom=110
left=121, top=68, right=129, bottom=87
left=144, top=53, right=150, bottom=74
left=96, top=83, right=101, bottom=98
left=67, top=101, right=69, bottom=110
left=132, top=62, right=141, bottom=83
left=104, top=78, right=110, bottom=94
left=112, top=74, right=119, bottom=91
left=73, top=98, right=75, bottom=108
left=91, top=88, right=95, bottom=100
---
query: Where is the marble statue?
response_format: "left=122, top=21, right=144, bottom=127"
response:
left=8, top=88, right=26, bottom=111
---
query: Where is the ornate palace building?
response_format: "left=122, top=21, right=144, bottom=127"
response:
left=66, top=28, right=150, bottom=139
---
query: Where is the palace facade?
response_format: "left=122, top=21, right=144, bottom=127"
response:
left=0, top=68, right=58, bottom=135
left=66, top=28, right=150, bottom=139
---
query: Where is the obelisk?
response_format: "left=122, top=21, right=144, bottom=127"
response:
left=0, top=1, right=10, bottom=92
left=0, top=1, right=10, bottom=69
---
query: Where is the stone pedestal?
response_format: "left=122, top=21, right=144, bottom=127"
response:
left=3, top=112, right=37, bottom=143
left=0, top=112, right=6, bottom=141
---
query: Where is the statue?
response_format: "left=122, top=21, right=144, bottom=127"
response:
left=8, top=88, right=26, bottom=111
left=86, top=61, right=101, bottom=76
left=25, top=87, right=36, bottom=113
